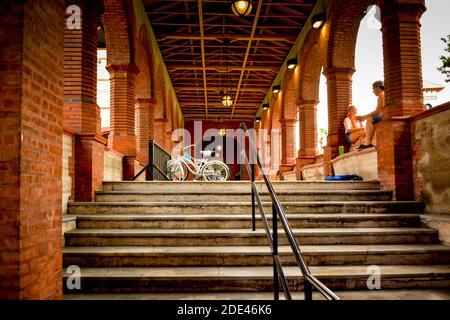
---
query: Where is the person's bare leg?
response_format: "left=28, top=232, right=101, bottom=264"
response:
left=350, top=131, right=365, bottom=148
left=350, top=131, right=364, bottom=143
left=364, top=120, right=375, bottom=145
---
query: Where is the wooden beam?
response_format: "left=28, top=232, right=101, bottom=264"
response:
left=157, top=33, right=297, bottom=42
left=176, top=86, right=267, bottom=92
left=168, top=66, right=278, bottom=72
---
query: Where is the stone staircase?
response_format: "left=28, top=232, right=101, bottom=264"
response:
left=63, top=181, right=450, bottom=300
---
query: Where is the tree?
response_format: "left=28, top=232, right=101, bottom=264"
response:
left=438, top=35, right=450, bottom=83
left=319, top=128, right=328, bottom=150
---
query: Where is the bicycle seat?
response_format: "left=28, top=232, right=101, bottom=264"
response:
left=200, top=150, right=213, bottom=157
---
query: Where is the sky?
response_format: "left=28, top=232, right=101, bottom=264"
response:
left=314, top=0, right=450, bottom=146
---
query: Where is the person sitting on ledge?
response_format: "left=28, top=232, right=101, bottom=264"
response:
left=343, top=105, right=366, bottom=151
left=355, top=80, right=385, bottom=150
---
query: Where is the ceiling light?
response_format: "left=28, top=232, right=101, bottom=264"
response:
left=231, top=0, right=253, bottom=17
left=272, top=85, right=281, bottom=94
left=262, top=103, right=269, bottom=111
left=312, top=12, right=326, bottom=29
left=255, top=117, right=261, bottom=123
left=287, top=58, right=298, bottom=70
left=222, top=93, right=233, bottom=107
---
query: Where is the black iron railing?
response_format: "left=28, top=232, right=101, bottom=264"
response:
left=132, top=140, right=170, bottom=181
left=240, top=122, right=339, bottom=301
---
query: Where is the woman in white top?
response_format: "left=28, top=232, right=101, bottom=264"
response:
left=343, top=105, right=365, bottom=148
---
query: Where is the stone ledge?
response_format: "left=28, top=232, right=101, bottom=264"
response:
left=281, top=170, right=297, bottom=181
left=421, top=214, right=450, bottom=246
left=62, top=215, right=77, bottom=247
left=301, top=162, right=326, bottom=181
left=331, top=147, right=378, bottom=181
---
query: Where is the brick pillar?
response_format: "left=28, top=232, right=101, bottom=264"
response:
left=279, top=119, right=296, bottom=175
left=136, top=98, right=156, bottom=163
left=377, top=0, right=426, bottom=200
left=64, top=0, right=105, bottom=201
left=155, top=118, right=168, bottom=151
left=166, top=126, right=173, bottom=152
left=0, top=0, right=65, bottom=299
left=296, top=101, right=318, bottom=179
left=107, top=64, right=140, bottom=180
left=323, top=67, right=355, bottom=176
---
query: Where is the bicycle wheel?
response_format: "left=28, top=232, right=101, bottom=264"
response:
left=200, top=161, right=230, bottom=181
left=166, top=160, right=187, bottom=181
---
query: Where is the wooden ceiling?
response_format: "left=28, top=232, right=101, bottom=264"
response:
left=145, top=0, right=318, bottom=121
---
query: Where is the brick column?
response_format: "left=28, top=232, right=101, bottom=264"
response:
left=155, top=118, right=168, bottom=151
left=323, top=67, right=355, bottom=176
left=0, top=0, right=65, bottom=299
left=279, top=118, right=296, bottom=175
left=166, top=126, right=174, bottom=152
left=136, top=98, right=156, bottom=163
left=377, top=0, right=426, bottom=200
left=64, top=0, right=105, bottom=201
left=107, top=64, right=140, bottom=180
left=296, top=101, right=318, bottom=178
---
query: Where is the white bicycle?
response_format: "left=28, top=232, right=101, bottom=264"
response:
left=166, top=144, right=230, bottom=181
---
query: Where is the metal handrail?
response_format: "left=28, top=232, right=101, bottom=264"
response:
left=240, top=122, right=339, bottom=301
left=148, top=140, right=171, bottom=181
left=132, top=140, right=171, bottom=181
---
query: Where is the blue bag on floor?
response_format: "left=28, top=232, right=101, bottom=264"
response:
left=325, top=174, right=363, bottom=181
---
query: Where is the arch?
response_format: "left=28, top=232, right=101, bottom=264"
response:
left=326, top=0, right=372, bottom=70
left=294, top=29, right=328, bottom=174
left=323, top=0, right=373, bottom=176
left=135, top=26, right=153, bottom=99
left=298, top=30, right=326, bottom=104
left=102, top=0, right=133, bottom=65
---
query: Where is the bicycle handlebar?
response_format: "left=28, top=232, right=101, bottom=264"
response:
left=182, top=144, right=196, bottom=151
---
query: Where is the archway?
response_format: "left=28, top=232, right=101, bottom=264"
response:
left=353, top=4, right=384, bottom=120
left=324, top=0, right=372, bottom=174
left=295, top=29, right=327, bottom=176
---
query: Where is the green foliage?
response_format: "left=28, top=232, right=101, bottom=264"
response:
left=438, top=35, right=450, bottom=83
left=319, top=128, right=328, bottom=149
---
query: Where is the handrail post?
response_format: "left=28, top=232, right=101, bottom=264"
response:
left=147, top=140, right=154, bottom=181
left=273, top=202, right=279, bottom=301
left=304, top=280, right=313, bottom=301
left=251, top=163, right=256, bottom=231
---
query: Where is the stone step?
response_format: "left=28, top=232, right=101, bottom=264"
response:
left=63, top=244, right=450, bottom=267
left=67, top=201, right=425, bottom=215
left=102, top=181, right=382, bottom=192
left=95, top=190, right=393, bottom=202
left=61, top=265, right=450, bottom=293
left=64, top=227, right=438, bottom=246
left=64, top=289, right=450, bottom=300
left=75, top=214, right=421, bottom=229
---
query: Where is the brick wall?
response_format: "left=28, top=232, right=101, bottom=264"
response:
left=0, top=0, right=65, bottom=299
